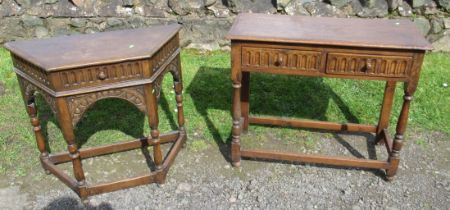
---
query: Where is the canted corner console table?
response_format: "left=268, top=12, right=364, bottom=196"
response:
left=5, top=24, right=186, bottom=200
left=226, top=13, right=432, bottom=180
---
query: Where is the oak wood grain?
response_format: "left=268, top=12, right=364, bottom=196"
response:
left=226, top=13, right=432, bottom=50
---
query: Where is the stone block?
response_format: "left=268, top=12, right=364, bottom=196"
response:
left=14, top=0, right=31, bottom=7
left=50, top=1, right=88, bottom=17
left=21, top=14, right=44, bottom=27
left=122, top=0, right=134, bottom=7
left=168, top=0, right=204, bottom=16
left=205, top=0, right=216, bottom=7
left=437, top=0, right=450, bottom=11
left=35, top=26, right=49, bottom=38
left=106, top=17, right=123, bottom=27
left=135, top=5, right=167, bottom=17
left=430, top=18, right=443, bottom=34
left=70, top=18, right=87, bottom=28
left=329, top=0, right=352, bottom=8
left=277, top=0, right=291, bottom=10
left=341, top=0, right=363, bottom=15
left=127, top=15, right=146, bottom=28
left=444, top=18, right=450, bottom=29
left=46, top=18, right=71, bottom=36
left=357, top=0, right=388, bottom=17
left=0, top=18, right=26, bottom=42
left=207, top=2, right=231, bottom=18
left=304, top=1, right=345, bottom=17
left=422, top=0, right=439, bottom=14
left=387, top=0, right=402, bottom=10
left=226, top=0, right=276, bottom=13
left=180, top=17, right=232, bottom=48
left=285, top=0, right=310, bottom=16
left=413, top=17, right=431, bottom=35
left=44, top=0, right=58, bottom=4
left=96, top=0, right=129, bottom=17
left=432, top=35, right=450, bottom=51
left=412, top=0, right=426, bottom=8
left=398, top=1, right=413, bottom=16
left=1, top=0, right=24, bottom=17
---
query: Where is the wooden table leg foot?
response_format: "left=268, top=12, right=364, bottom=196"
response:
left=157, top=176, right=166, bottom=187
left=81, top=197, right=90, bottom=206
left=385, top=174, right=395, bottom=182
left=232, top=161, right=241, bottom=167
left=156, top=171, right=167, bottom=185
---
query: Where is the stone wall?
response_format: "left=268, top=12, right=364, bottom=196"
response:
left=0, top=0, right=449, bottom=51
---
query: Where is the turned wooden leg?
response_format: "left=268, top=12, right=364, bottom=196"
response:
left=55, top=98, right=86, bottom=188
left=231, top=43, right=242, bottom=167
left=232, top=81, right=242, bottom=167
left=173, top=55, right=186, bottom=134
left=386, top=88, right=414, bottom=181
left=144, top=83, right=163, bottom=170
left=241, top=72, right=250, bottom=133
left=171, top=66, right=186, bottom=148
left=17, top=77, right=50, bottom=174
left=25, top=97, right=50, bottom=174
left=375, top=81, right=396, bottom=145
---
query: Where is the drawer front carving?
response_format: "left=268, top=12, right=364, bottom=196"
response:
left=242, top=47, right=323, bottom=71
left=57, top=60, right=145, bottom=90
left=326, top=53, right=413, bottom=78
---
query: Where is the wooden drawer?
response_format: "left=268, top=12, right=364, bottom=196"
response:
left=326, top=52, right=413, bottom=78
left=54, top=36, right=179, bottom=91
left=55, top=60, right=145, bottom=90
left=242, top=47, right=323, bottom=72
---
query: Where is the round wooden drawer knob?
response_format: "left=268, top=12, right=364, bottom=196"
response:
left=98, top=71, right=107, bottom=80
left=365, top=59, right=373, bottom=72
left=274, top=57, right=283, bottom=66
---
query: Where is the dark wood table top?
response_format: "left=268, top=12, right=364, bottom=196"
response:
left=226, top=13, right=432, bottom=51
left=5, top=24, right=181, bottom=71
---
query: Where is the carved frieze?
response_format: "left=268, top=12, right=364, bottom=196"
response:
left=67, top=86, right=146, bottom=126
left=153, top=56, right=180, bottom=99
left=152, top=36, right=179, bottom=73
left=13, top=55, right=50, bottom=86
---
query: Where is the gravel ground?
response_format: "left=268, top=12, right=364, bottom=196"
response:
left=1, top=130, right=449, bottom=210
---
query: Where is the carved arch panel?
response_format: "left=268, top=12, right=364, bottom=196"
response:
left=153, top=56, right=181, bottom=100
left=67, top=86, right=146, bottom=126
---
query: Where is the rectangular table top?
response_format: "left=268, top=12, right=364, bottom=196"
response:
left=226, top=13, right=432, bottom=51
left=5, top=24, right=181, bottom=72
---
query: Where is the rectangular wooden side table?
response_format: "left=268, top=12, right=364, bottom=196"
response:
left=5, top=24, right=187, bottom=200
left=226, top=13, right=432, bottom=180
